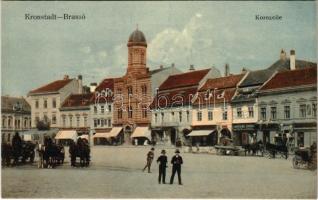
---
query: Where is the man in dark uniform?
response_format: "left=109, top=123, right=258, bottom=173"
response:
left=157, top=149, right=167, bottom=184
left=143, top=147, right=154, bottom=173
left=170, top=149, right=183, bottom=185
left=12, top=132, right=22, bottom=165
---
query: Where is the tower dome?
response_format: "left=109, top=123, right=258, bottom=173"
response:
left=127, top=29, right=147, bottom=47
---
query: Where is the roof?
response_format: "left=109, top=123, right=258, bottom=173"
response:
left=1, top=96, right=31, bottom=113
left=127, top=29, right=147, bottom=47
left=151, top=87, right=198, bottom=109
left=95, top=78, right=114, bottom=92
left=199, top=74, right=245, bottom=91
left=193, top=88, right=237, bottom=106
left=61, top=93, right=94, bottom=109
left=159, top=69, right=210, bottom=91
left=150, top=66, right=173, bottom=75
left=239, top=59, right=317, bottom=87
left=29, top=79, right=73, bottom=94
left=260, top=67, right=317, bottom=91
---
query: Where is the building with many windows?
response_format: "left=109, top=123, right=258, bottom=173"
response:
left=151, top=67, right=221, bottom=146
left=28, top=75, right=83, bottom=128
left=113, top=28, right=180, bottom=145
left=1, top=96, right=31, bottom=142
left=257, top=67, right=317, bottom=148
left=231, top=49, right=316, bottom=145
left=191, top=73, right=246, bottom=146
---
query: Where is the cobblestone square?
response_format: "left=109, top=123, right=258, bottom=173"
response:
left=1, top=146, right=317, bottom=198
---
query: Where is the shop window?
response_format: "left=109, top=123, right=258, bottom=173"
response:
left=297, top=132, right=304, bottom=147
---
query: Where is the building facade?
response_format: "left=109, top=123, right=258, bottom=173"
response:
left=28, top=75, right=83, bottom=129
left=113, top=29, right=180, bottom=145
left=1, top=96, right=32, bottom=142
left=231, top=49, right=317, bottom=145
left=151, top=67, right=221, bottom=146
left=257, top=67, right=317, bottom=148
left=191, top=74, right=246, bottom=146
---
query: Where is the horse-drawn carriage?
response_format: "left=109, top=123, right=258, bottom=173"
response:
left=242, top=141, right=264, bottom=156
left=37, top=137, right=65, bottom=168
left=69, top=138, right=90, bottom=167
left=215, top=138, right=240, bottom=156
left=1, top=140, right=36, bottom=166
left=264, top=142, right=288, bottom=159
left=292, top=142, right=317, bottom=170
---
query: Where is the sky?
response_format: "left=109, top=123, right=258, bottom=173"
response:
left=1, top=1, right=317, bottom=96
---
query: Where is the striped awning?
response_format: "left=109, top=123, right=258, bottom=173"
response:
left=188, top=130, right=215, bottom=137
left=55, top=130, right=78, bottom=141
left=131, top=127, right=151, bottom=140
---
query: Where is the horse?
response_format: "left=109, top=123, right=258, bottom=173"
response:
left=69, top=138, right=90, bottom=167
left=38, top=137, right=65, bottom=168
left=1, top=142, right=13, bottom=166
left=242, top=140, right=264, bottom=156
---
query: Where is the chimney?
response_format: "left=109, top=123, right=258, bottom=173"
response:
left=63, top=75, right=69, bottom=80
left=171, top=63, right=175, bottom=67
left=189, top=64, right=195, bottom=71
left=90, top=83, right=97, bottom=93
left=159, top=65, right=163, bottom=69
left=224, top=63, right=230, bottom=76
left=77, top=75, right=83, bottom=94
left=280, top=49, right=287, bottom=61
left=290, top=49, right=296, bottom=70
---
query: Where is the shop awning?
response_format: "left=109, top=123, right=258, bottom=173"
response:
left=108, top=127, right=123, bottom=137
left=93, top=132, right=110, bottom=139
left=55, top=130, right=78, bottom=141
left=188, top=130, right=215, bottom=137
left=131, top=127, right=151, bottom=140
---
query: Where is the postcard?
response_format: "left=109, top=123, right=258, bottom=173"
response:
left=1, top=1, right=317, bottom=199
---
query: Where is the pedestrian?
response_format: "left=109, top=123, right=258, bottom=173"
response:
left=170, top=149, right=183, bottom=185
left=157, top=149, right=167, bottom=184
left=143, top=147, right=154, bottom=173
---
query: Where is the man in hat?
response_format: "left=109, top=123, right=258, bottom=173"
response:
left=170, top=149, right=183, bottom=185
left=157, top=149, right=168, bottom=184
left=143, top=147, right=155, bottom=173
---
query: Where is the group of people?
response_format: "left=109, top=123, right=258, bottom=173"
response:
left=142, top=147, right=183, bottom=185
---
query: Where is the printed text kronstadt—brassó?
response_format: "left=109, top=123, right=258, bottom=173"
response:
left=25, top=13, right=86, bottom=20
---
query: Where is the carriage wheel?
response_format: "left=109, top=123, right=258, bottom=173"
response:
left=292, top=157, right=300, bottom=169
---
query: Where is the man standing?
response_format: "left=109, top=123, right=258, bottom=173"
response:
left=12, top=132, right=22, bottom=165
left=157, top=149, right=167, bottom=184
left=170, top=149, right=183, bottom=185
left=143, top=147, right=154, bottom=173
